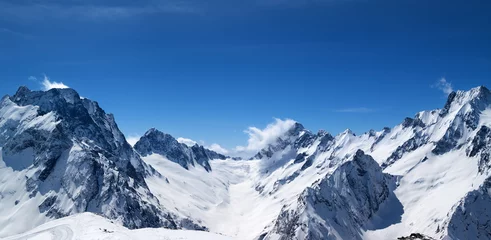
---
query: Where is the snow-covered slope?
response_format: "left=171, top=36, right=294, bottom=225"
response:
left=3, top=212, right=232, bottom=240
left=263, top=150, right=400, bottom=240
left=2, top=85, right=491, bottom=240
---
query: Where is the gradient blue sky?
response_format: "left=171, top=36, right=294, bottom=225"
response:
left=1, top=0, right=490, bottom=151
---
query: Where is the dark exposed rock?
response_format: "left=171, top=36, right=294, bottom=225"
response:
left=397, top=233, right=435, bottom=240
left=384, top=133, right=428, bottom=168
left=440, top=91, right=457, bottom=117
left=402, top=117, right=425, bottom=129
left=467, top=126, right=491, bottom=172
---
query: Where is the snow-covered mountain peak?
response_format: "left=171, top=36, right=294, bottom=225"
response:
left=0, top=87, right=205, bottom=237
left=441, top=85, right=491, bottom=117
left=134, top=128, right=226, bottom=171
left=340, top=128, right=355, bottom=136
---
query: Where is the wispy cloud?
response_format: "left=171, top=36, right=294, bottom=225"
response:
left=0, top=1, right=200, bottom=22
left=32, top=75, right=69, bottom=91
left=28, top=76, right=38, bottom=82
left=177, top=137, right=198, bottom=147
left=334, top=107, right=375, bottom=113
left=433, top=77, right=453, bottom=95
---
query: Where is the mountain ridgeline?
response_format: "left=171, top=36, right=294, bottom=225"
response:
left=1, top=85, right=491, bottom=240
left=134, top=128, right=227, bottom=172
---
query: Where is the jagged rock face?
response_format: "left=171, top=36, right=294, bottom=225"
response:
left=383, top=132, right=428, bottom=168
left=263, top=150, right=394, bottom=240
left=445, top=177, right=491, bottom=240
left=4, top=87, right=144, bottom=175
left=402, top=117, right=426, bottom=129
left=0, top=87, right=196, bottom=233
left=134, top=128, right=226, bottom=171
left=468, top=126, right=491, bottom=173
left=433, top=86, right=491, bottom=155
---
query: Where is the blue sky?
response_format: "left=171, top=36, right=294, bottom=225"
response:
left=0, top=0, right=490, bottom=153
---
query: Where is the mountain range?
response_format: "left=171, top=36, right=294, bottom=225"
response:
left=1, top=85, right=491, bottom=240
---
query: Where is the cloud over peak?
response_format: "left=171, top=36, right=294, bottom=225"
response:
left=177, top=137, right=198, bottom=147
left=235, top=118, right=296, bottom=156
left=434, top=77, right=453, bottom=95
left=40, top=75, right=69, bottom=91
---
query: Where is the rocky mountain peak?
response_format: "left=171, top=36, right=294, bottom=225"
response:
left=440, top=86, right=491, bottom=117
left=341, top=128, right=355, bottom=136
left=134, top=128, right=226, bottom=171
left=0, top=87, right=201, bottom=234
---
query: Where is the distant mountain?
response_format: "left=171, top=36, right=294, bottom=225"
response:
left=134, top=128, right=227, bottom=172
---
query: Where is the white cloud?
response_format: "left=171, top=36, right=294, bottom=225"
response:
left=177, top=137, right=198, bottom=147
left=126, top=135, right=141, bottom=147
left=434, top=77, right=453, bottom=95
left=41, top=75, right=69, bottom=91
left=208, top=143, right=229, bottom=155
left=334, top=107, right=374, bottom=113
left=234, top=118, right=296, bottom=157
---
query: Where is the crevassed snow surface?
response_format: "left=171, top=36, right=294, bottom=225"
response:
left=3, top=212, right=232, bottom=240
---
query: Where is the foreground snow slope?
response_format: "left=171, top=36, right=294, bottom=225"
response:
left=3, top=212, right=232, bottom=240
